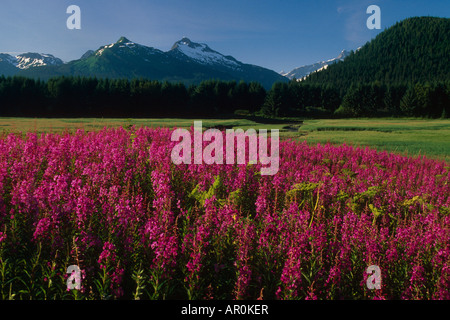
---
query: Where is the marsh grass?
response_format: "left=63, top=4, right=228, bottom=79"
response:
left=1, top=117, right=449, bottom=162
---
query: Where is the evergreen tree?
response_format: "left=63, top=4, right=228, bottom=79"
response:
left=262, top=82, right=292, bottom=117
left=247, top=81, right=266, bottom=113
left=400, top=86, right=419, bottom=116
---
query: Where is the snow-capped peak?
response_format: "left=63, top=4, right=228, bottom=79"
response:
left=326, top=49, right=350, bottom=63
left=176, top=37, right=195, bottom=47
left=282, top=49, right=351, bottom=80
left=116, top=37, right=138, bottom=48
left=170, top=37, right=241, bottom=70
left=336, top=49, right=350, bottom=60
left=9, top=53, right=64, bottom=69
left=95, top=37, right=158, bottom=57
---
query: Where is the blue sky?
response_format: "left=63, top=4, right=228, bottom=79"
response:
left=0, top=0, right=448, bottom=72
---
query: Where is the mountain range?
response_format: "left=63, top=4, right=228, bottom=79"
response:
left=281, top=49, right=351, bottom=80
left=0, top=37, right=287, bottom=89
left=1, top=16, right=447, bottom=92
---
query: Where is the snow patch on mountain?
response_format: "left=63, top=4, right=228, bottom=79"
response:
left=171, top=37, right=241, bottom=70
left=282, top=50, right=350, bottom=81
left=95, top=37, right=161, bottom=57
left=96, top=43, right=115, bottom=56
left=1, top=53, right=64, bottom=70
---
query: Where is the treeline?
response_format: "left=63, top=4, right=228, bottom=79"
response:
left=0, top=76, right=266, bottom=117
left=262, top=81, right=450, bottom=118
left=336, top=82, right=450, bottom=118
left=0, top=75, right=449, bottom=118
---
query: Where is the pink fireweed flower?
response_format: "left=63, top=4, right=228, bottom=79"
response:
left=0, top=126, right=448, bottom=300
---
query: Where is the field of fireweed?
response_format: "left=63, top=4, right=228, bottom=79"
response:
left=0, top=126, right=448, bottom=300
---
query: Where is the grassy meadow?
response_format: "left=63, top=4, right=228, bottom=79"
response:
left=295, top=119, right=450, bottom=163
left=0, top=117, right=449, bottom=162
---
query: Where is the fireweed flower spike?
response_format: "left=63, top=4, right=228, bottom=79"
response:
left=0, top=127, right=447, bottom=299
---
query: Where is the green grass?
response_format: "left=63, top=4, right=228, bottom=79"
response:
left=295, top=119, right=450, bottom=162
left=0, top=117, right=449, bottom=163
left=0, top=117, right=263, bottom=133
